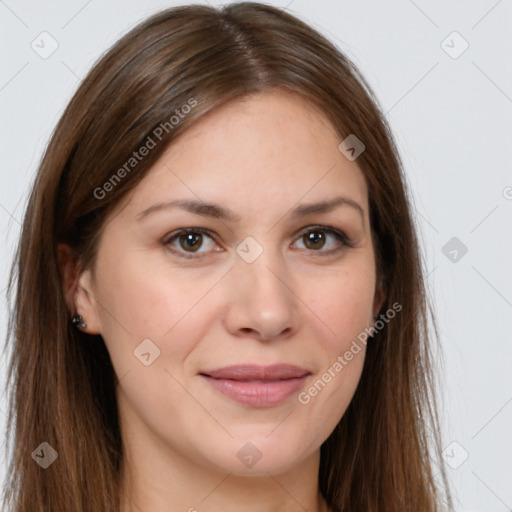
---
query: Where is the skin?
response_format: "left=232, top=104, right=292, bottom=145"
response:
left=60, top=89, right=385, bottom=512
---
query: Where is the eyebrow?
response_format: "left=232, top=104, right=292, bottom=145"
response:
left=135, top=195, right=365, bottom=223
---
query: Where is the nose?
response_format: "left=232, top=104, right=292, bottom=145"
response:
left=222, top=246, right=300, bottom=342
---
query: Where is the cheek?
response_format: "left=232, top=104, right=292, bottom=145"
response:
left=92, top=247, right=228, bottom=380
left=307, top=264, right=376, bottom=351
left=91, top=252, right=208, bottom=422
left=293, top=267, right=374, bottom=444
left=94, top=245, right=216, bottom=337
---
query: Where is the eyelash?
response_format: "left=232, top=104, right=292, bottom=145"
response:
left=162, top=225, right=355, bottom=260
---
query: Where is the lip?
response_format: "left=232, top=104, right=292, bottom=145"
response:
left=200, top=364, right=311, bottom=407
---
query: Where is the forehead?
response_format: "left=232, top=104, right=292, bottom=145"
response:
left=116, top=89, right=369, bottom=222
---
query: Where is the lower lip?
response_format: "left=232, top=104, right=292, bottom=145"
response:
left=201, top=375, right=309, bottom=407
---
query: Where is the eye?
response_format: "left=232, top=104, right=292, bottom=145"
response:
left=292, top=225, right=354, bottom=254
left=163, top=228, right=219, bottom=259
left=163, top=225, right=354, bottom=260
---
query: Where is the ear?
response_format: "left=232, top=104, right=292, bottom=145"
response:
left=57, top=243, right=102, bottom=335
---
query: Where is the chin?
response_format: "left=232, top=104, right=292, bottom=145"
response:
left=200, top=433, right=316, bottom=477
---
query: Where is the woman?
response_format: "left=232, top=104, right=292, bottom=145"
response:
left=3, top=2, right=452, bottom=511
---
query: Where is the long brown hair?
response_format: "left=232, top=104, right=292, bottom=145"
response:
left=2, top=2, right=452, bottom=511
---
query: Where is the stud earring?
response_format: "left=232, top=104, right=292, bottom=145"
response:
left=72, top=314, right=87, bottom=329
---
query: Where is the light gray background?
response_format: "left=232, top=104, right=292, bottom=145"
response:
left=1, top=1, right=511, bottom=510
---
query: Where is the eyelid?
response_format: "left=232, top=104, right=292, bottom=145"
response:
left=162, top=227, right=214, bottom=245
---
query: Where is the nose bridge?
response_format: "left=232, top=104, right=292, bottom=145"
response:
left=235, top=237, right=288, bottom=299
left=224, top=235, right=299, bottom=339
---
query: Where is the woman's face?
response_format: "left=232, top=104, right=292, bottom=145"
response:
left=75, top=89, right=384, bottom=476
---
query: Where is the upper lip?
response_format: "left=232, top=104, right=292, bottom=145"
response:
left=200, top=364, right=311, bottom=381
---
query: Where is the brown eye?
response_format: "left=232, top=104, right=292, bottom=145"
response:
left=294, top=226, right=353, bottom=254
left=303, top=230, right=326, bottom=250
left=164, top=228, right=218, bottom=258
left=178, top=232, right=203, bottom=252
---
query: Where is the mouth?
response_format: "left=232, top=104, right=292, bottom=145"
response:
left=199, top=364, right=311, bottom=407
